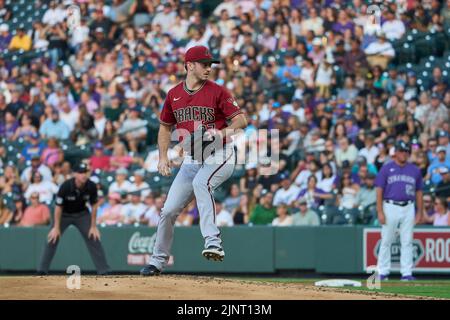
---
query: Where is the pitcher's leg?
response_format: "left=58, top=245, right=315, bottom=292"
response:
left=149, top=164, right=197, bottom=270
left=193, top=147, right=235, bottom=249
left=377, top=203, right=400, bottom=276
left=399, top=204, right=415, bottom=277
left=37, top=217, right=72, bottom=274
left=73, top=213, right=110, bottom=275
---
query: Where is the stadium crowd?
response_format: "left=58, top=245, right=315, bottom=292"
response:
left=0, top=0, right=449, bottom=228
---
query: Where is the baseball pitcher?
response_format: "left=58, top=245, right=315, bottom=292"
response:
left=140, top=46, right=248, bottom=276
left=375, top=140, right=424, bottom=281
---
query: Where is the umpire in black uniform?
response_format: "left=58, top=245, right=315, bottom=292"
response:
left=37, top=163, right=110, bottom=275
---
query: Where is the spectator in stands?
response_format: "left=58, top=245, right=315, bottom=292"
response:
left=17, top=192, right=51, bottom=227
left=10, top=194, right=26, bottom=225
left=337, top=172, right=359, bottom=210
left=129, top=169, right=150, bottom=200
left=425, top=93, right=449, bottom=136
left=317, top=163, right=337, bottom=193
left=291, top=198, right=320, bottom=226
left=435, top=167, right=450, bottom=202
left=9, top=27, right=32, bottom=51
left=358, top=134, right=379, bottom=165
left=175, top=206, right=194, bottom=227
left=143, top=195, right=163, bottom=227
left=39, top=109, right=70, bottom=140
left=272, top=204, right=293, bottom=227
left=436, top=130, right=450, bottom=158
left=223, top=184, right=242, bottom=214
left=355, top=173, right=377, bottom=209
left=293, top=159, right=322, bottom=189
left=424, top=197, right=450, bottom=226
left=20, top=154, right=53, bottom=185
left=232, top=194, right=250, bottom=225
left=381, top=9, right=406, bottom=41
left=20, top=133, right=47, bottom=163
left=101, top=120, right=119, bottom=152
left=109, top=142, right=144, bottom=170
left=108, top=167, right=133, bottom=195
left=0, top=23, right=11, bottom=51
left=0, top=164, right=21, bottom=195
left=89, top=142, right=111, bottom=171
left=250, top=191, right=276, bottom=226
left=98, top=192, right=124, bottom=225
left=0, top=0, right=11, bottom=21
left=364, top=31, right=395, bottom=69
left=0, top=194, right=12, bottom=224
left=426, top=147, right=450, bottom=185
left=273, top=174, right=300, bottom=206
left=12, top=113, right=37, bottom=141
left=275, top=53, right=301, bottom=84
left=24, top=171, right=58, bottom=204
left=122, top=190, right=147, bottom=225
left=297, top=175, right=332, bottom=209
left=0, top=111, right=18, bottom=140
left=215, top=200, right=234, bottom=227
left=40, top=137, right=64, bottom=170
left=118, top=107, right=147, bottom=153
left=42, top=0, right=66, bottom=26
left=335, top=137, right=358, bottom=167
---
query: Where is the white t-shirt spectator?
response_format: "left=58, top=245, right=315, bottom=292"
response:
left=152, top=10, right=177, bottom=34
left=142, top=206, right=160, bottom=227
left=364, top=41, right=395, bottom=57
left=129, top=182, right=151, bottom=200
left=70, top=24, right=90, bottom=47
left=109, top=180, right=133, bottom=195
left=59, top=109, right=80, bottom=132
left=273, top=185, right=301, bottom=206
left=42, top=6, right=66, bottom=26
left=295, top=170, right=323, bottom=189
left=216, top=208, right=234, bottom=227
left=121, top=202, right=148, bottom=224
left=118, top=118, right=147, bottom=138
left=20, top=165, right=53, bottom=184
left=381, top=20, right=405, bottom=41
left=358, top=145, right=380, bottom=165
left=272, top=215, right=294, bottom=226
left=25, top=181, right=59, bottom=204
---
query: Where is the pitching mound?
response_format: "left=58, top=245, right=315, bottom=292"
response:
left=0, top=275, right=413, bottom=300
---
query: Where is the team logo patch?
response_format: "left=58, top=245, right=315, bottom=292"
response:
left=227, top=97, right=238, bottom=107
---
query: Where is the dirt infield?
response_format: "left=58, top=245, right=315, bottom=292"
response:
left=0, top=275, right=420, bottom=300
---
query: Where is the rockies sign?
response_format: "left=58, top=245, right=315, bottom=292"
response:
left=364, top=228, right=450, bottom=273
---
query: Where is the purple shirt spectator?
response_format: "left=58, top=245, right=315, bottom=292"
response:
left=296, top=187, right=327, bottom=209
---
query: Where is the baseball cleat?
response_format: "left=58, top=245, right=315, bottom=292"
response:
left=400, top=275, right=416, bottom=281
left=140, top=264, right=161, bottom=276
left=378, top=274, right=389, bottom=281
left=202, top=247, right=225, bottom=262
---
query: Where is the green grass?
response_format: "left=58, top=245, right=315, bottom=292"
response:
left=227, top=277, right=450, bottom=299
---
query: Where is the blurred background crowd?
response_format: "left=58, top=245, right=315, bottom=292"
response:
left=0, top=0, right=449, bottom=228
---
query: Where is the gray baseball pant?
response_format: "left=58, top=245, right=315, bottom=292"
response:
left=38, top=212, right=110, bottom=274
left=149, top=144, right=236, bottom=271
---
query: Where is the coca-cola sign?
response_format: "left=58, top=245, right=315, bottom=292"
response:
left=127, top=232, right=174, bottom=266
left=128, top=232, right=156, bottom=254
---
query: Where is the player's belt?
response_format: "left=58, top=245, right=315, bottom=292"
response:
left=385, top=200, right=414, bottom=207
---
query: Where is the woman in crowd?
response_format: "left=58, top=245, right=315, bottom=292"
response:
left=24, top=171, right=58, bottom=204
left=424, top=197, right=450, bottom=226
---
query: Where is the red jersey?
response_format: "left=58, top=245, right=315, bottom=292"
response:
left=159, top=80, right=242, bottom=142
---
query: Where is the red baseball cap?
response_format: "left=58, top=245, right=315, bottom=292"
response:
left=184, top=46, right=220, bottom=64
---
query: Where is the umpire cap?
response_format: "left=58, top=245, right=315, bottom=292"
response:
left=395, top=140, right=411, bottom=153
